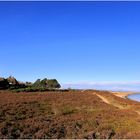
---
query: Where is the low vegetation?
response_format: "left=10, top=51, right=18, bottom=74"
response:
left=0, top=90, right=140, bottom=139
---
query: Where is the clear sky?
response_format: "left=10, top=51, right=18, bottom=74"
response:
left=0, top=1, right=140, bottom=90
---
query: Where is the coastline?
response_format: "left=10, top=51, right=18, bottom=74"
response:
left=111, top=91, right=136, bottom=99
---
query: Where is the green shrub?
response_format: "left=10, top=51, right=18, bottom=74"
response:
left=62, top=106, right=76, bottom=115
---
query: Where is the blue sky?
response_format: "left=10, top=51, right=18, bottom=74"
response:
left=0, top=1, right=140, bottom=90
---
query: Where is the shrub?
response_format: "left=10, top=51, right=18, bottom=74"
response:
left=62, top=106, right=76, bottom=115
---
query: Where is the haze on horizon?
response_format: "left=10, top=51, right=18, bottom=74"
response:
left=0, top=1, right=140, bottom=91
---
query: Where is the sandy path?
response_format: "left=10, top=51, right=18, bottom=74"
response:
left=94, top=93, right=125, bottom=109
left=93, top=92, right=140, bottom=115
left=111, top=91, right=134, bottom=98
left=94, top=93, right=110, bottom=104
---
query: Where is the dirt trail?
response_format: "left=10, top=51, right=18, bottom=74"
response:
left=93, top=92, right=140, bottom=115
left=135, top=111, right=140, bottom=115
left=94, top=93, right=110, bottom=104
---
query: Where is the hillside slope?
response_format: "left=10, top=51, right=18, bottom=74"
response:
left=0, top=90, right=140, bottom=139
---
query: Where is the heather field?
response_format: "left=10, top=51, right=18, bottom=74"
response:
left=1, top=1, right=140, bottom=139
left=0, top=90, right=140, bottom=139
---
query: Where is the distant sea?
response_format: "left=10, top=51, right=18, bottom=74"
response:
left=127, top=93, right=140, bottom=102
left=62, top=83, right=140, bottom=102
left=62, top=83, right=140, bottom=92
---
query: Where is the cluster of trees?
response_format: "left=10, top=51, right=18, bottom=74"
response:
left=0, top=76, right=61, bottom=92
